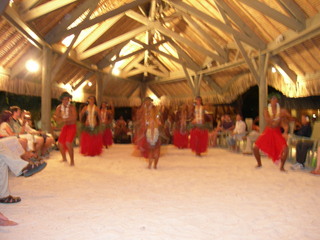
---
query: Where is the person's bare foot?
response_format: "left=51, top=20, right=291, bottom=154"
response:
left=280, top=167, right=286, bottom=172
left=256, top=164, right=262, bottom=168
left=311, top=170, right=320, bottom=175
left=0, top=213, right=17, bottom=226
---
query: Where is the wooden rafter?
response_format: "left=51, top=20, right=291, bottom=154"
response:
left=78, top=26, right=150, bottom=60
left=168, top=0, right=266, bottom=49
left=238, top=0, right=305, bottom=31
left=22, top=0, right=79, bottom=21
left=46, top=0, right=150, bottom=44
left=125, top=10, right=225, bottom=63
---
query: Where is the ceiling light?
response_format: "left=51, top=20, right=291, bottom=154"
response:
left=88, top=82, right=92, bottom=87
left=25, top=59, right=40, bottom=73
left=271, top=67, right=276, bottom=73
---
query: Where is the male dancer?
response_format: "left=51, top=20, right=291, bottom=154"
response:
left=55, top=92, right=77, bottom=166
left=253, top=94, right=291, bottom=171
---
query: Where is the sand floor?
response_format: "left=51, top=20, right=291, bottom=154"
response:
left=1, top=144, right=319, bottom=240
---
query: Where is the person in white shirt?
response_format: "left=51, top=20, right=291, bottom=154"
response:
left=227, top=114, right=247, bottom=151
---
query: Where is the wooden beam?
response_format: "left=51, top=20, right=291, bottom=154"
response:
left=168, top=0, right=266, bottom=49
left=97, top=40, right=130, bottom=69
left=267, top=12, right=320, bottom=55
left=0, top=0, right=9, bottom=15
left=0, top=66, right=10, bottom=76
left=3, top=7, right=47, bottom=48
left=21, top=0, right=41, bottom=11
left=270, top=55, right=297, bottom=83
left=22, top=0, right=79, bottom=21
left=278, top=0, right=306, bottom=23
left=75, top=14, right=124, bottom=54
left=125, top=10, right=225, bottom=63
left=238, top=0, right=305, bottom=31
left=78, top=26, right=149, bottom=60
left=46, top=0, right=150, bottom=44
left=165, top=37, right=201, bottom=71
left=182, top=13, right=227, bottom=60
left=214, top=0, right=265, bottom=47
left=122, top=52, right=145, bottom=72
left=72, top=72, right=94, bottom=91
left=45, top=0, right=100, bottom=43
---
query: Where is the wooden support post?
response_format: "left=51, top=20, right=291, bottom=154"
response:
left=41, top=46, right=52, bottom=132
left=96, top=73, right=103, bottom=107
left=140, top=82, right=147, bottom=101
left=258, top=54, right=269, bottom=132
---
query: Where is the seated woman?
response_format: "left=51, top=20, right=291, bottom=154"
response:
left=311, top=145, right=320, bottom=175
left=0, top=110, right=28, bottom=151
left=209, top=114, right=234, bottom=147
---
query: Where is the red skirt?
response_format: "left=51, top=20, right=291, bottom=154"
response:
left=173, top=130, right=189, bottom=149
left=190, top=128, right=208, bottom=154
left=255, top=127, right=287, bottom=162
left=102, top=128, right=113, bottom=147
left=80, top=131, right=103, bottom=156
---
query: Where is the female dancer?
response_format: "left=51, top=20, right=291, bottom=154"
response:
left=100, top=101, right=114, bottom=148
left=173, top=104, right=189, bottom=149
left=80, top=96, right=103, bottom=156
left=190, top=96, right=209, bottom=156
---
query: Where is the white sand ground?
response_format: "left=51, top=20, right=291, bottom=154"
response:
left=1, top=144, right=319, bottom=240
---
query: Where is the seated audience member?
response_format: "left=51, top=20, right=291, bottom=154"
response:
left=226, top=114, right=247, bottom=151
left=0, top=110, right=28, bottom=151
left=243, top=116, right=260, bottom=154
left=291, top=114, right=313, bottom=170
left=0, top=136, right=47, bottom=204
left=22, top=111, right=54, bottom=158
left=0, top=212, right=17, bottom=226
left=311, top=145, right=320, bottom=175
left=209, top=114, right=235, bottom=147
left=9, top=106, right=42, bottom=152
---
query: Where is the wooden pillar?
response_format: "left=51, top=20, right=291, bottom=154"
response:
left=258, top=54, right=269, bottom=132
left=96, top=73, right=103, bottom=107
left=41, top=46, right=52, bottom=132
left=140, top=82, right=147, bottom=101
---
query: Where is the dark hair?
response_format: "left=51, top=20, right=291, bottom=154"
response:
left=88, top=96, right=97, bottom=105
left=0, top=110, right=12, bottom=123
left=9, top=106, right=21, bottom=113
left=59, top=91, right=72, bottom=100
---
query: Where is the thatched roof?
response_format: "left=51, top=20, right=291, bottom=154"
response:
left=0, top=0, right=320, bottom=106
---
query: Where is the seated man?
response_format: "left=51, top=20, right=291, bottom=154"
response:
left=22, top=111, right=54, bottom=158
left=0, top=137, right=47, bottom=204
left=291, top=114, right=312, bottom=170
left=243, top=116, right=260, bottom=154
left=227, top=114, right=246, bottom=151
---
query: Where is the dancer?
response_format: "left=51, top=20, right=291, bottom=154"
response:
left=55, top=92, right=77, bottom=166
left=80, top=96, right=103, bottom=156
left=146, top=104, right=161, bottom=169
left=173, top=104, right=189, bottom=149
left=190, top=96, right=209, bottom=156
left=253, top=93, right=291, bottom=171
left=100, top=101, right=114, bottom=148
left=134, top=97, right=153, bottom=159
